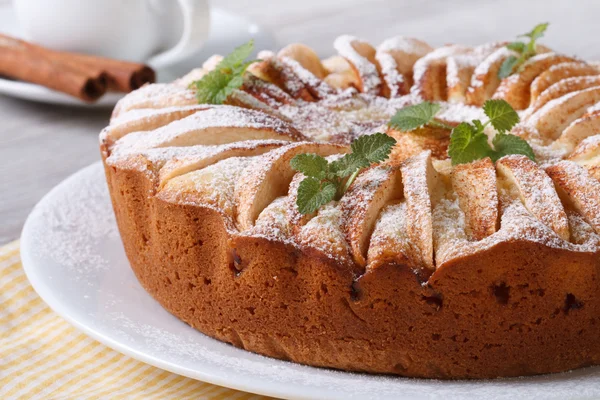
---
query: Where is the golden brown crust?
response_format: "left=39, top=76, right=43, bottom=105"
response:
left=104, top=162, right=600, bottom=379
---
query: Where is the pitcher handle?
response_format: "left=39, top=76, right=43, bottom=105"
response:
left=146, top=0, right=210, bottom=69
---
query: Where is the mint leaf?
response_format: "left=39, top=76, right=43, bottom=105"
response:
left=472, top=119, right=485, bottom=132
left=351, top=132, right=397, bottom=163
left=291, top=153, right=328, bottom=179
left=447, top=99, right=534, bottom=164
left=291, top=133, right=397, bottom=215
left=191, top=40, right=257, bottom=104
left=389, top=102, right=441, bottom=131
left=492, top=132, right=536, bottom=162
left=220, top=41, right=255, bottom=70
left=506, top=42, right=526, bottom=52
left=330, top=153, right=369, bottom=178
left=448, top=122, right=493, bottom=165
left=498, top=55, right=519, bottom=79
left=483, top=99, right=520, bottom=133
left=499, top=23, right=549, bottom=79
left=522, top=22, right=548, bottom=41
left=296, top=177, right=337, bottom=215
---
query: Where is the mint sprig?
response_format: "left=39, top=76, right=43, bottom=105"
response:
left=447, top=99, right=534, bottom=164
left=392, top=99, right=534, bottom=165
left=291, top=133, right=397, bottom=214
left=190, top=40, right=258, bottom=104
left=389, top=102, right=452, bottom=131
left=498, top=23, right=549, bottom=79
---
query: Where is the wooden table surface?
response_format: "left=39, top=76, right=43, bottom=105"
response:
left=2, top=0, right=600, bottom=244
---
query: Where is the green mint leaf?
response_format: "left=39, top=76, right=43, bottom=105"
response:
left=329, top=153, right=369, bottom=178
left=522, top=22, right=549, bottom=41
left=192, top=40, right=256, bottom=104
left=291, top=133, right=396, bottom=215
left=290, top=153, right=329, bottom=179
left=498, top=55, right=519, bottom=79
left=499, top=23, right=549, bottom=79
left=491, top=132, right=536, bottom=162
left=389, top=102, right=441, bottom=131
left=506, top=41, right=526, bottom=53
left=448, top=122, right=494, bottom=165
left=296, top=177, right=337, bottom=215
left=483, top=99, right=520, bottom=133
left=351, top=132, right=397, bottom=164
left=472, top=119, right=485, bottom=132
left=218, top=40, right=255, bottom=70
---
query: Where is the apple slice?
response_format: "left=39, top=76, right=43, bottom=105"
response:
left=235, top=142, right=347, bottom=231
left=249, top=196, right=292, bottom=241
left=375, top=36, right=433, bottom=97
left=112, top=83, right=197, bottom=117
left=321, top=56, right=359, bottom=90
left=366, top=201, right=412, bottom=268
left=497, top=155, right=570, bottom=241
left=546, top=160, right=600, bottom=234
left=340, top=165, right=403, bottom=267
left=399, top=151, right=441, bottom=271
left=158, top=156, right=256, bottom=228
left=411, top=45, right=471, bottom=101
left=278, top=56, right=336, bottom=100
left=466, top=47, right=517, bottom=106
left=528, top=75, right=600, bottom=114
left=387, top=125, right=450, bottom=164
left=278, top=43, right=328, bottom=79
left=553, top=109, right=600, bottom=153
left=112, top=106, right=306, bottom=154
left=102, top=105, right=209, bottom=150
left=241, top=74, right=296, bottom=108
left=334, top=35, right=383, bottom=95
left=492, top=53, right=576, bottom=109
left=568, top=134, right=600, bottom=180
left=248, top=57, right=317, bottom=101
left=296, top=202, right=353, bottom=265
left=158, top=140, right=287, bottom=186
left=451, top=157, right=498, bottom=241
left=225, top=89, right=290, bottom=121
left=446, top=54, right=479, bottom=103
left=530, top=61, right=599, bottom=104
left=528, top=86, right=600, bottom=142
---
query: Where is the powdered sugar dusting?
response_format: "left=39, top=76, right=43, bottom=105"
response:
left=367, top=202, right=412, bottom=267
left=28, top=164, right=118, bottom=277
left=160, top=156, right=256, bottom=222
left=297, top=202, right=352, bottom=264
left=334, top=35, right=381, bottom=95
left=432, top=195, right=468, bottom=266
left=110, top=106, right=300, bottom=158
left=250, top=196, right=292, bottom=241
left=279, top=56, right=336, bottom=99
left=112, top=83, right=196, bottom=118
left=497, top=155, right=570, bottom=240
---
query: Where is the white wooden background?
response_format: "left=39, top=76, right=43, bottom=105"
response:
left=2, top=0, right=600, bottom=243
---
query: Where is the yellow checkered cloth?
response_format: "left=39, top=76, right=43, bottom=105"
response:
left=0, top=240, right=273, bottom=399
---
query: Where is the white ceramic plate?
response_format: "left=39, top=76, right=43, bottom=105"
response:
left=20, top=162, right=600, bottom=400
left=0, top=5, right=276, bottom=108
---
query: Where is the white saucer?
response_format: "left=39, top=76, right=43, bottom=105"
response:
left=0, top=5, right=276, bottom=108
left=20, top=162, right=600, bottom=400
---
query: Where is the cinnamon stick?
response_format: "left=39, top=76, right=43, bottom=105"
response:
left=0, top=33, right=156, bottom=102
left=49, top=51, right=156, bottom=92
left=0, top=34, right=107, bottom=102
